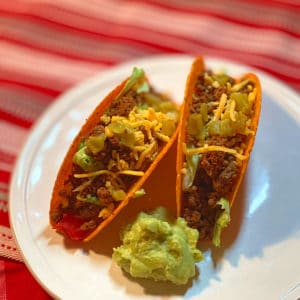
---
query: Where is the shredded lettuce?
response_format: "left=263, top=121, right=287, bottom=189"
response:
left=137, top=103, right=149, bottom=110
left=136, top=81, right=150, bottom=94
left=115, top=67, right=145, bottom=100
left=78, top=139, right=86, bottom=150
left=76, top=194, right=103, bottom=206
left=73, top=146, right=102, bottom=172
left=213, top=197, right=231, bottom=247
left=182, top=154, right=199, bottom=190
left=86, top=134, right=106, bottom=155
left=111, top=189, right=127, bottom=201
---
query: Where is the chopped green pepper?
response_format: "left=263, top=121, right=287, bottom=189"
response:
left=187, top=113, right=203, bottom=137
left=76, top=194, right=103, bottom=206
left=86, top=134, right=106, bottom=155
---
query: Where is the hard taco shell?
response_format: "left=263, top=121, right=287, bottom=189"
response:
left=176, top=56, right=262, bottom=218
left=50, top=76, right=179, bottom=242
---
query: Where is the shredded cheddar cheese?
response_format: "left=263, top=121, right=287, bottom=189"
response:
left=213, top=93, right=227, bottom=121
left=212, top=81, right=220, bottom=88
left=74, top=169, right=145, bottom=178
left=226, top=81, right=232, bottom=91
left=245, top=128, right=255, bottom=135
left=183, top=143, right=248, bottom=160
left=231, top=79, right=250, bottom=92
left=117, top=170, right=145, bottom=176
left=72, top=178, right=94, bottom=192
left=136, top=140, right=157, bottom=169
left=133, top=145, right=147, bottom=152
left=248, top=88, right=257, bottom=104
left=104, top=126, right=113, bottom=137
left=154, top=132, right=170, bottom=142
left=229, top=100, right=236, bottom=122
left=117, top=159, right=129, bottom=171
left=100, top=115, right=110, bottom=125
left=74, top=170, right=116, bottom=179
left=247, top=84, right=253, bottom=91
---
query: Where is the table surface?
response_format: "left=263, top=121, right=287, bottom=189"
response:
left=1, top=0, right=300, bottom=299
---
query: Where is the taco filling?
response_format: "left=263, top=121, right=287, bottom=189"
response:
left=181, top=70, right=257, bottom=245
left=50, top=68, right=179, bottom=240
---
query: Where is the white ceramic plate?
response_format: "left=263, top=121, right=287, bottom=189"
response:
left=9, top=55, right=300, bottom=300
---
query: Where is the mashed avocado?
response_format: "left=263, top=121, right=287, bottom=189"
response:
left=112, top=208, right=203, bottom=285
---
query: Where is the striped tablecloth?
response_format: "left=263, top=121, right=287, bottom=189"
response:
left=1, top=0, right=300, bottom=298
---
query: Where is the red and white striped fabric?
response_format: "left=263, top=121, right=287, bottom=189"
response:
left=1, top=0, right=300, bottom=298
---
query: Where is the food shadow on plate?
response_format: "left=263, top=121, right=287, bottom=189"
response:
left=198, top=177, right=247, bottom=268
left=108, top=261, right=198, bottom=297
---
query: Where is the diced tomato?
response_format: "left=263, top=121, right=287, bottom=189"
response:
left=53, top=214, right=91, bottom=240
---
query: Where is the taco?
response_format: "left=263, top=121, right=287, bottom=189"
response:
left=50, top=67, right=179, bottom=241
left=176, top=56, right=261, bottom=246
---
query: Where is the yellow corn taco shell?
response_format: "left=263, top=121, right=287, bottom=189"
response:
left=50, top=68, right=179, bottom=242
left=176, top=56, right=261, bottom=244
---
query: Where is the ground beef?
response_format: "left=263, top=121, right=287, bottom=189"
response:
left=190, top=71, right=241, bottom=116
left=200, top=151, right=226, bottom=179
left=213, top=160, right=239, bottom=195
left=70, top=165, right=85, bottom=185
left=90, top=125, right=105, bottom=136
left=190, top=77, right=231, bottom=114
left=182, top=72, right=244, bottom=240
left=193, top=167, right=213, bottom=190
left=97, top=187, right=113, bottom=205
left=75, top=204, right=101, bottom=219
left=119, top=149, right=133, bottom=162
left=107, top=90, right=137, bottom=117
left=91, top=134, right=130, bottom=164
left=58, top=189, right=69, bottom=199
left=209, top=134, right=246, bottom=148
left=186, top=134, right=198, bottom=147
left=190, top=93, right=207, bottom=113
left=183, top=191, right=220, bottom=240
left=57, top=174, right=113, bottom=222
left=82, top=180, right=98, bottom=197
left=80, top=219, right=97, bottom=231
left=108, top=136, right=121, bottom=149
left=207, top=192, right=219, bottom=207
left=183, top=187, right=224, bottom=239
left=214, top=86, right=227, bottom=100
left=106, top=136, right=133, bottom=163
left=92, top=149, right=111, bottom=165
left=183, top=153, right=239, bottom=239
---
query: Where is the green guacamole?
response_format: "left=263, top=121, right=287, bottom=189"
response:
left=112, top=208, right=203, bottom=285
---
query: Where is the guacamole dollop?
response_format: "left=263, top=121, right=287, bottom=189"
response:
left=112, top=208, right=203, bottom=285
